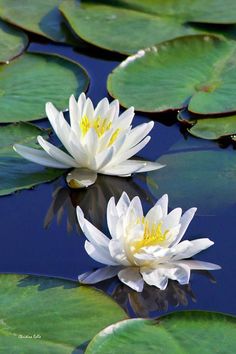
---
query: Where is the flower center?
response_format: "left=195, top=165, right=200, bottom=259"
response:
left=80, top=115, right=120, bottom=146
left=132, top=217, right=168, bottom=253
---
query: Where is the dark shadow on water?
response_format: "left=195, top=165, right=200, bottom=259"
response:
left=72, top=340, right=90, bottom=354
left=44, top=174, right=155, bottom=233
left=91, top=270, right=216, bottom=318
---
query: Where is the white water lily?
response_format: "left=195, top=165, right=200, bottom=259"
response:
left=77, top=193, right=220, bottom=292
left=13, top=93, right=163, bottom=188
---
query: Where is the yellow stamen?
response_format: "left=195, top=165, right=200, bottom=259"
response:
left=80, top=115, right=90, bottom=136
left=132, top=217, right=168, bottom=253
left=80, top=115, right=120, bottom=145
left=109, top=129, right=120, bottom=146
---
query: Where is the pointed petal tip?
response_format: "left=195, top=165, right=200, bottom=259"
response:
left=69, top=93, right=76, bottom=102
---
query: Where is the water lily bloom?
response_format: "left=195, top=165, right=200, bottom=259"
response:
left=77, top=193, right=220, bottom=292
left=13, top=93, right=164, bottom=188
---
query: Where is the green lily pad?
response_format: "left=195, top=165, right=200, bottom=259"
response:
left=85, top=312, right=236, bottom=354
left=147, top=138, right=236, bottom=214
left=0, top=274, right=126, bottom=352
left=60, top=1, right=236, bottom=55
left=0, top=20, right=28, bottom=63
left=108, top=35, right=236, bottom=114
left=0, top=0, right=76, bottom=43
left=118, top=0, right=236, bottom=24
left=0, top=122, right=65, bottom=196
left=178, top=109, right=236, bottom=140
left=0, top=52, right=89, bottom=122
left=60, top=0, right=207, bottom=55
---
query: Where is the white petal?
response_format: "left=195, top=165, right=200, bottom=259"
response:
left=114, top=136, right=151, bottom=165
left=49, top=109, right=86, bottom=165
left=124, top=121, right=154, bottom=150
left=116, top=191, right=131, bottom=216
left=78, top=266, right=122, bottom=284
left=85, top=241, right=118, bottom=266
left=94, top=97, right=109, bottom=118
left=171, top=207, right=197, bottom=246
left=105, top=102, right=119, bottom=123
left=145, top=205, right=163, bottom=225
left=141, top=267, right=169, bottom=290
left=172, top=238, right=214, bottom=261
left=171, top=264, right=191, bottom=285
left=118, top=267, right=144, bottom=292
left=162, top=207, right=182, bottom=231
left=177, top=260, right=221, bottom=270
left=66, top=168, right=97, bottom=188
left=109, top=240, right=130, bottom=266
left=83, top=128, right=99, bottom=157
left=13, top=144, right=68, bottom=169
left=37, top=136, right=78, bottom=167
left=96, top=146, right=115, bottom=171
left=108, top=99, right=119, bottom=121
left=157, top=194, right=169, bottom=217
left=46, top=103, right=72, bottom=151
left=69, top=94, right=79, bottom=133
left=127, top=196, right=143, bottom=220
left=77, top=206, right=110, bottom=247
left=77, top=92, right=87, bottom=120
left=82, top=97, right=94, bottom=119
left=134, top=247, right=172, bottom=263
left=107, top=197, right=119, bottom=238
left=101, top=160, right=164, bottom=176
left=113, top=106, right=134, bottom=130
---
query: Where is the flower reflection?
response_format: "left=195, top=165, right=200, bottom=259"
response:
left=95, top=270, right=216, bottom=318
left=44, top=175, right=155, bottom=233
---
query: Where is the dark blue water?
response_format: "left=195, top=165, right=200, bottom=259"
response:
left=0, top=41, right=235, bottom=319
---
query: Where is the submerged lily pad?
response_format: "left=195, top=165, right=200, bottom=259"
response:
left=86, top=312, right=236, bottom=354
left=0, top=0, right=75, bottom=43
left=108, top=35, right=236, bottom=114
left=0, top=52, right=89, bottom=122
left=0, top=20, right=28, bottom=63
left=0, top=123, right=65, bottom=196
left=178, top=109, right=236, bottom=140
left=147, top=138, right=236, bottom=214
left=0, top=274, right=126, bottom=352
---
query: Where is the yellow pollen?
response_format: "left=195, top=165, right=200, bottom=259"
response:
left=132, top=217, right=168, bottom=253
left=80, top=115, right=110, bottom=136
left=80, top=115, right=120, bottom=145
left=108, top=129, right=120, bottom=146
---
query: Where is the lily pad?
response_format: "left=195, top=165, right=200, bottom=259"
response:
left=0, top=20, right=28, bottom=63
left=60, top=0, right=207, bottom=55
left=0, top=274, right=126, bottom=352
left=60, top=1, right=236, bottom=55
left=178, top=109, right=236, bottom=140
left=118, top=0, right=236, bottom=24
left=108, top=35, right=236, bottom=114
left=0, top=52, right=89, bottom=122
left=85, top=312, right=236, bottom=354
left=147, top=138, right=236, bottom=214
left=0, top=122, right=65, bottom=196
left=0, top=0, right=75, bottom=43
